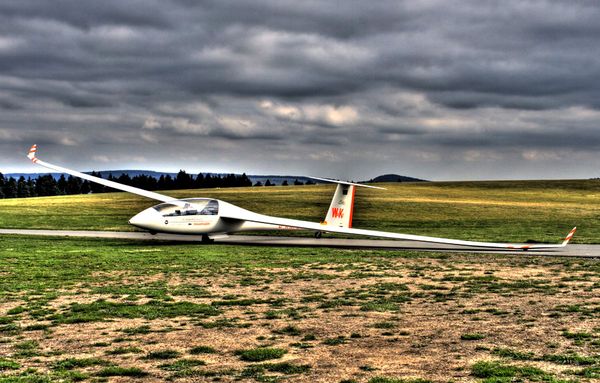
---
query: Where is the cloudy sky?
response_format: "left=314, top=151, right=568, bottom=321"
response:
left=1, top=0, right=600, bottom=180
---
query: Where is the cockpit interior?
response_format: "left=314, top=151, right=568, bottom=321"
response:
left=152, top=199, right=219, bottom=217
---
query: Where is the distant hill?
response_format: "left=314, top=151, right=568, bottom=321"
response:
left=367, top=174, right=427, bottom=183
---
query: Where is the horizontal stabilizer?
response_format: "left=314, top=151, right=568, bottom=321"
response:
left=307, top=176, right=386, bottom=190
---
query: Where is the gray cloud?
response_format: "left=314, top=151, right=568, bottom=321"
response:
left=1, top=0, right=600, bottom=180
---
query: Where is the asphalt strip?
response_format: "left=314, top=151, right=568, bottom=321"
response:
left=1, top=229, right=599, bottom=258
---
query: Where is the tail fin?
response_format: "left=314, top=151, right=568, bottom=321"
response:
left=308, top=176, right=385, bottom=229
left=323, top=184, right=356, bottom=228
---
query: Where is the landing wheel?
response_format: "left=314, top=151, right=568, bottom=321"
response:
left=314, top=231, right=322, bottom=239
left=149, top=231, right=157, bottom=235
left=201, top=234, right=214, bottom=244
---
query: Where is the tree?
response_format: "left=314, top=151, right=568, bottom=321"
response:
left=35, top=175, right=60, bottom=196
left=57, top=174, right=68, bottom=195
left=281, top=180, right=288, bottom=186
left=194, top=173, right=205, bottom=189
left=204, top=174, right=215, bottom=188
left=176, top=170, right=193, bottom=189
left=131, top=174, right=157, bottom=190
left=89, top=171, right=105, bottom=193
left=158, top=174, right=175, bottom=190
left=66, top=175, right=82, bottom=195
left=27, top=178, right=36, bottom=197
left=4, top=177, right=17, bottom=198
left=81, top=180, right=91, bottom=194
left=293, top=179, right=304, bottom=186
left=239, top=173, right=252, bottom=187
left=264, top=179, right=274, bottom=186
left=17, top=176, right=30, bottom=198
left=0, top=173, right=5, bottom=198
left=254, top=181, right=263, bottom=187
left=117, top=173, right=132, bottom=186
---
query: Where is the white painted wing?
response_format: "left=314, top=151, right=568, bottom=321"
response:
left=27, top=144, right=178, bottom=203
left=219, top=203, right=576, bottom=250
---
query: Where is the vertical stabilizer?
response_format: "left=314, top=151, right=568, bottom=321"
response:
left=323, top=184, right=355, bottom=228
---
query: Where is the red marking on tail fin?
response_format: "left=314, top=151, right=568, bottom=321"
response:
left=331, top=207, right=344, bottom=219
left=348, top=185, right=356, bottom=228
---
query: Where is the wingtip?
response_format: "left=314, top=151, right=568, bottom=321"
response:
left=27, top=144, right=38, bottom=162
left=562, top=226, right=577, bottom=246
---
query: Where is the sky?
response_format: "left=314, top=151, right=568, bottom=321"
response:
left=1, top=0, right=600, bottom=181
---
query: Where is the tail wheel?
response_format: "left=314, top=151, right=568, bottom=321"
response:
left=314, top=231, right=322, bottom=239
left=201, top=234, right=214, bottom=243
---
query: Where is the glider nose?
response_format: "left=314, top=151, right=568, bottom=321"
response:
left=128, top=208, right=159, bottom=229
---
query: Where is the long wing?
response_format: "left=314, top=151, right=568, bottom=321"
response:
left=219, top=204, right=576, bottom=250
left=27, top=144, right=177, bottom=203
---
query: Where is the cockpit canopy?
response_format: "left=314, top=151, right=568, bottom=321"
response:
left=152, top=199, right=219, bottom=217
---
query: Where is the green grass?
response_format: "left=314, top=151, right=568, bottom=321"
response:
left=236, top=347, right=287, bottom=362
left=260, top=362, right=311, bottom=374
left=52, top=357, right=111, bottom=370
left=368, top=378, right=432, bottom=383
left=158, top=358, right=206, bottom=371
left=471, top=360, right=569, bottom=382
left=106, top=346, right=143, bottom=355
left=461, top=332, right=487, bottom=340
left=189, top=345, right=217, bottom=354
left=0, top=179, right=595, bottom=242
left=121, top=324, right=152, bottom=335
left=95, top=366, right=149, bottom=377
left=0, top=358, right=20, bottom=370
left=144, top=349, right=182, bottom=360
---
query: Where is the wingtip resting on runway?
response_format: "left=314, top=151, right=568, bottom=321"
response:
left=563, top=227, right=577, bottom=246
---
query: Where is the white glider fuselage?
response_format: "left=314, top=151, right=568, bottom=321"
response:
left=26, top=144, right=576, bottom=251
left=128, top=199, right=297, bottom=235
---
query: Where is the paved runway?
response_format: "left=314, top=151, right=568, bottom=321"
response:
left=1, top=229, right=599, bottom=258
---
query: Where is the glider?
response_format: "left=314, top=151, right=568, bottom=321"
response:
left=27, top=144, right=576, bottom=250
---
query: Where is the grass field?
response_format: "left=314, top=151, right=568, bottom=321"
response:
left=0, top=181, right=599, bottom=382
left=0, top=236, right=599, bottom=382
left=1, top=179, right=599, bottom=243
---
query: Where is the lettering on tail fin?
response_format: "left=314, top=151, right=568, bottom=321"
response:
left=331, top=207, right=344, bottom=219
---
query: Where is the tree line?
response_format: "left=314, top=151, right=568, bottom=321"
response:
left=0, top=171, right=309, bottom=199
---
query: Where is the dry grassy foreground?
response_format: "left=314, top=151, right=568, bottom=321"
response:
left=0, top=236, right=598, bottom=382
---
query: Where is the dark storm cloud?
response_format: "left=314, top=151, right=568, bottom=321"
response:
left=1, top=0, right=600, bottom=179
